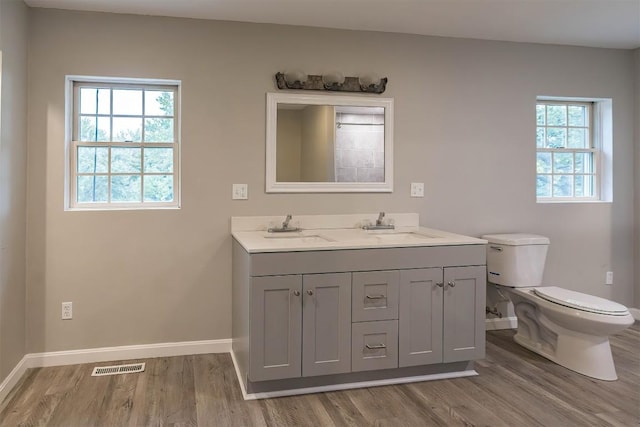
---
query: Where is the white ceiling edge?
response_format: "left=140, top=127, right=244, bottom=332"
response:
left=23, top=0, right=640, bottom=50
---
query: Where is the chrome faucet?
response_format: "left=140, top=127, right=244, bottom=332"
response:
left=268, top=214, right=301, bottom=233
left=282, top=214, right=293, bottom=229
left=363, top=211, right=395, bottom=230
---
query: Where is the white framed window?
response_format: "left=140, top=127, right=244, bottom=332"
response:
left=66, top=77, right=181, bottom=210
left=536, top=100, right=600, bottom=201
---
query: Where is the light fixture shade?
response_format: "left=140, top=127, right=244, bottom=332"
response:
left=322, top=71, right=345, bottom=85
left=284, top=69, right=307, bottom=84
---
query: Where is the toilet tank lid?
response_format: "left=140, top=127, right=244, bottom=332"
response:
left=481, top=233, right=550, bottom=246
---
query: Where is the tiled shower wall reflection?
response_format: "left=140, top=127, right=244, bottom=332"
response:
left=335, top=113, right=385, bottom=182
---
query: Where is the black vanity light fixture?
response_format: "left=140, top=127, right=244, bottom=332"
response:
left=275, top=71, right=388, bottom=94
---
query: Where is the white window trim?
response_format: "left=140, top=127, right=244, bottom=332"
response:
left=536, top=97, right=612, bottom=204
left=65, top=76, right=182, bottom=211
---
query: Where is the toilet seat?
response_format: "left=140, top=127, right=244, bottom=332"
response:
left=533, top=287, right=630, bottom=316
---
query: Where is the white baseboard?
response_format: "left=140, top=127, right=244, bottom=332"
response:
left=485, top=316, right=517, bottom=330
left=0, top=355, right=30, bottom=409
left=0, top=338, right=231, bottom=406
left=629, top=307, right=640, bottom=321
left=25, top=338, right=232, bottom=368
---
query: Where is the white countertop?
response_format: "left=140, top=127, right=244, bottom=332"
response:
left=231, top=214, right=487, bottom=253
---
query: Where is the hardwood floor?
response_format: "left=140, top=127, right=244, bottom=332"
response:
left=1, top=324, right=638, bottom=426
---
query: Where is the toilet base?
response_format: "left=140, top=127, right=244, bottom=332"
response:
left=514, top=328, right=618, bottom=381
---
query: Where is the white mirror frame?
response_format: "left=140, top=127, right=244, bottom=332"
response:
left=266, top=92, right=394, bottom=193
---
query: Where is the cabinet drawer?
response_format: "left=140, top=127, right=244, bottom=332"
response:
left=352, top=271, right=399, bottom=322
left=351, top=320, right=398, bottom=372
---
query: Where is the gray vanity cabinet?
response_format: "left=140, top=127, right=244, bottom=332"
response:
left=233, top=238, right=486, bottom=395
left=399, top=265, right=486, bottom=367
left=249, top=272, right=351, bottom=382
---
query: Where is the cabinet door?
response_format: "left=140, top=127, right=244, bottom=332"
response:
left=352, top=271, right=399, bottom=322
left=443, top=266, right=486, bottom=362
left=249, top=275, right=302, bottom=382
left=302, top=273, right=352, bottom=377
left=398, top=268, right=443, bottom=367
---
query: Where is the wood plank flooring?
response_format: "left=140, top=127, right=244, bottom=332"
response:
left=1, top=324, right=638, bottom=426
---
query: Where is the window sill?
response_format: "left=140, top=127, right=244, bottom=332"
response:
left=536, top=199, right=611, bottom=204
left=66, top=205, right=181, bottom=212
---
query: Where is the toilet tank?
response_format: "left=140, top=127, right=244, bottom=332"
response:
left=481, top=233, right=550, bottom=287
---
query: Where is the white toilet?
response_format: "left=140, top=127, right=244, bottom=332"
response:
left=482, top=233, right=635, bottom=381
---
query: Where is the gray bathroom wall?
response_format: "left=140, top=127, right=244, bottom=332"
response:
left=0, top=0, right=28, bottom=382
left=26, top=8, right=636, bottom=353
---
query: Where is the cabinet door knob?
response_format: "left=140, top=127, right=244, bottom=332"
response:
left=436, top=282, right=444, bottom=288
left=307, top=290, right=314, bottom=296
left=293, top=290, right=300, bottom=296
left=448, top=281, right=456, bottom=288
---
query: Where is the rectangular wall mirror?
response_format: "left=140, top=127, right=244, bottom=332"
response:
left=266, top=92, right=394, bottom=192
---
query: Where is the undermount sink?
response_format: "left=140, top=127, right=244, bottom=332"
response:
left=368, top=232, right=436, bottom=242
left=263, top=233, right=334, bottom=243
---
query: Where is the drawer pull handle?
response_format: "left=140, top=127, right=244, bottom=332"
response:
left=365, top=343, right=386, bottom=350
left=292, top=290, right=300, bottom=296
left=366, top=294, right=386, bottom=300
left=490, top=245, right=503, bottom=252
left=436, top=282, right=444, bottom=288
left=448, top=281, right=456, bottom=288
left=307, top=290, right=314, bottom=296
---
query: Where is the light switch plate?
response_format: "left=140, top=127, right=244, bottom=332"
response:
left=410, top=182, right=424, bottom=198
left=232, top=184, right=248, bottom=200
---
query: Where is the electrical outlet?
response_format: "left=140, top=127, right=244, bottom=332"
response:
left=605, top=271, right=613, bottom=285
left=62, top=302, right=73, bottom=320
left=232, top=184, right=248, bottom=200
left=410, top=182, right=424, bottom=197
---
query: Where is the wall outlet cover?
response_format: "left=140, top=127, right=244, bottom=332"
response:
left=62, top=302, right=73, bottom=320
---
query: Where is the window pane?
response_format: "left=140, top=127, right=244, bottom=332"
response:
left=568, top=105, right=586, bottom=126
left=80, top=88, right=110, bottom=115
left=77, top=147, right=108, bottom=173
left=546, top=128, right=566, bottom=148
left=553, top=175, right=573, bottom=197
left=144, top=118, right=174, bottom=142
left=575, top=152, right=593, bottom=173
left=111, top=175, right=141, bottom=202
left=113, top=117, right=142, bottom=142
left=575, top=174, right=594, bottom=197
left=536, top=105, right=545, bottom=125
left=546, top=105, right=566, bottom=126
left=144, top=175, right=174, bottom=202
left=77, top=175, right=108, bottom=203
left=536, top=127, right=545, bottom=148
left=536, top=152, right=551, bottom=173
left=568, top=128, right=586, bottom=148
left=79, top=116, right=110, bottom=142
left=145, top=91, right=173, bottom=116
left=113, top=89, right=142, bottom=115
left=144, top=148, right=173, bottom=173
left=553, top=152, right=573, bottom=173
left=111, top=147, right=141, bottom=173
left=537, top=175, right=551, bottom=197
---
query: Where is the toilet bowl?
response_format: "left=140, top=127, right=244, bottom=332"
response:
left=482, top=233, right=635, bottom=381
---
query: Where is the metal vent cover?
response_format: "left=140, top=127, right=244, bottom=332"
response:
left=91, top=362, right=145, bottom=377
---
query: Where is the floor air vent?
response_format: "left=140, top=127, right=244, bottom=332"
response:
left=91, top=362, right=145, bottom=377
